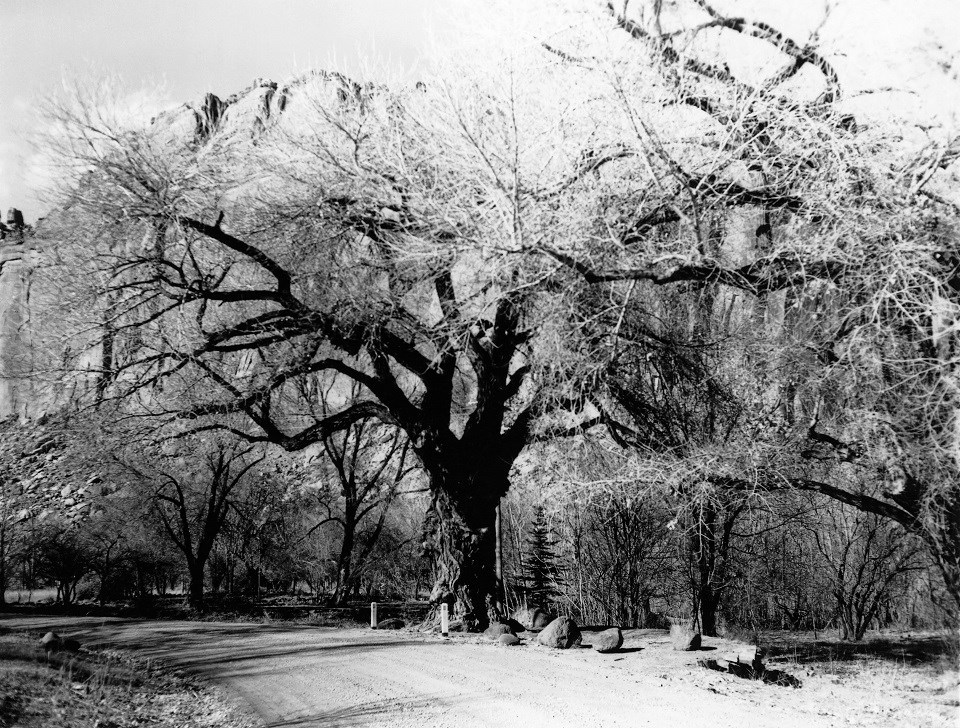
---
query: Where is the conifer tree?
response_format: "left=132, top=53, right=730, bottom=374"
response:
left=520, top=505, right=563, bottom=611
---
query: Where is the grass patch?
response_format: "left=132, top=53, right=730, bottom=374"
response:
left=760, top=629, right=959, bottom=670
left=0, top=632, right=257, bottom=728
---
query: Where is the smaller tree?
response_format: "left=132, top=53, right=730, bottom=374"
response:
left=519, top=505, right=564, bottom=612
left=302, top=415, right=416, bottom=605
left=810, top=501, right=927, bottom=641
left=34, top=524, right=91, bottom=606
left=145, top=438, right=264, bottom=610
left=566, top=488, right=675, bottom=627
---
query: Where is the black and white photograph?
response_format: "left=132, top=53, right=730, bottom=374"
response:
left=0, top=1, right=958, bottom=726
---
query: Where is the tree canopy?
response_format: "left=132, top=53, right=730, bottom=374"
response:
left=32, top=0, right=960, bottom=624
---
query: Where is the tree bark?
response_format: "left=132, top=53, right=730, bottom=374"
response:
left=0, top=527, right=6, bottom=606
left=691, top=497, right=739, bottom=637
left=332, top=517, right=356, bottom=606
left=698, top=583, right=719, bottom=637
left=187, top=563, right=205, bottom=610
left=425, top=487, right=504, bottom=631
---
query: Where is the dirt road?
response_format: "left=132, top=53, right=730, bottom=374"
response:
left=0, top=615, right=953, bottom=727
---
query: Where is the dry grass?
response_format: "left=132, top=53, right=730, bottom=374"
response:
left=0, top=630, right=258, bottom=728
left=754, top=630, right=960, bottom=728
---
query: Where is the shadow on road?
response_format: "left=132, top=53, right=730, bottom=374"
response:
left=0, top=616, right=425, bottom=677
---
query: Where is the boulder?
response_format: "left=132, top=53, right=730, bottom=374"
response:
left=720, top=645, right=762, bottom=670
left=6, top=208, right=24, bottom=230
left=505, top=618, right=527, bottom=634
left=670, top=624, right=701, bottom=651
left=592, top=627, right=623, bottom=654
left=38, top=632, right=61, bottom=653
left=376, top=618, right=405, bottom=630
left=536, top=616, right=582, bottom=649
left=511, top=607, right=554, bottom=632
left=484, top=622, right=514, bottom=640
left=498, top=633, right=521, bottom=646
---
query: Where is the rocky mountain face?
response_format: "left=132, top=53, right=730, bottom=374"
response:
left=151, top=70, right=368, bottom=152
left=0, top=73, right=351, bottom=419
left=0, top=208, right=39, bottom=419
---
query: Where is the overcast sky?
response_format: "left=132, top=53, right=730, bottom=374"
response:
left=1, top=0, right=958, bottom=222
left=0, top=0, right=434, bottom=220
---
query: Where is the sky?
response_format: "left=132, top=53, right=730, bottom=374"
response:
left=1, top=0, right=958, bottom=222
left=0, top=0, right=434, bottom=220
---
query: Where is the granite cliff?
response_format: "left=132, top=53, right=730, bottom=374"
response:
left=0, top=72, right=360, bottom=418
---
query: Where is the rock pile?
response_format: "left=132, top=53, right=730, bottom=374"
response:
left=510, top=607, right=553, bottom=632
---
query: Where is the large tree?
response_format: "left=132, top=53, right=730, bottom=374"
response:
left=37, top=0, right=960, bottom=626
left=39, top=68, right=602, bottom=629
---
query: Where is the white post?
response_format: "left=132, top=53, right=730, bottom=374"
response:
left=370, top=601, right=378, bottom=628
left=440, top=603, right=449, bottom=637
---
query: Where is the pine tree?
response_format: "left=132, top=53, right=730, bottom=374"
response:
left=520, top=505, right=563, bottom=610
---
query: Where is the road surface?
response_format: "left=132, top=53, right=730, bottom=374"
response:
left=0, top=615, right=942, bottom=727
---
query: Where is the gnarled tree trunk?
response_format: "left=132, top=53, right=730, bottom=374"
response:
left=424, top=480, right=506, bottom=631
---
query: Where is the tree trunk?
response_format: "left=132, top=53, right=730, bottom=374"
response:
left=693, top=501, right=721, bottom=637
left=699, top=583, right=719, bottom=637
left=187, top=564, right=205, bottom=610
left=495, top=503, right=503, bottom=589
left=59, top=579, right=75, bottom=607
left=425, top=487, right=503, bottom=631
left=639, top=596, right=652, bottom=628
left=0, top=529, right=6, bottom=607
left=332, top=514, right=356, bottom=607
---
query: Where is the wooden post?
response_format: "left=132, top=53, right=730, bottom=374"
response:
left=441, top=603, right=449, bottom=637
left=370, top=601, right=378, bottom=628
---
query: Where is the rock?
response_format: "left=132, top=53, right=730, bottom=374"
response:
left=670, top=624, right=701, bottom=651
left=699, top=657, right=758, bottom=680
left=720, top=645, right=762, bottom=670
left=511, top=607, right=554, bottom=632
left=6, top=208, right=24, bottom=230
left=592, top=627, right=623, bottom=653
left=38, top=632, right=61, bottom=653
left=505, top=618, right=527, bottom=633
left=536, top=616, right=582, bottom=649
left=447, top=620, right=465, bottom=633
left=376, top=618, right=405, bottom=630
left=498, top=633, right=521, bottom=646
left=484, top=622, right=514, bottom=639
